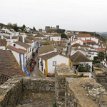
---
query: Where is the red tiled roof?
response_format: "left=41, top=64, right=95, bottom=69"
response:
left=72, top=43, right=81, bottom=47
left=39, top=52, right=58, bottom=60
left=83, top=40, right=96, bottom=43
left=4, top=36, right=18, bottom=39
left=15, top=41, right=30, bottom=48
left=78, top=33, right=92, bottom=37
left=7, top=45, right=26, bottom=54
left=95, top=48, right=106, bottom=52
left=70, top=51, right=91, bottom=62
left=38, top=45, right=54, bottom=55
left=0, top=39, right=7, bottom=46
left=0, top=50, right=24, bottom=83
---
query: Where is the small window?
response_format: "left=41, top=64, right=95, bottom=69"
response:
left=13, top=44, right=16, bottom=47
left=53, top=61, right=56, bottom=66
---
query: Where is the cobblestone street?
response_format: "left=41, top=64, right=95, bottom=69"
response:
left=30, top=53, right=45, bottom=78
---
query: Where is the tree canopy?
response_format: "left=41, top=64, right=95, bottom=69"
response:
left=61, top=33, right=67, bottom=39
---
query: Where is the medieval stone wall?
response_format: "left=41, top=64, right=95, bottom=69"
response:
left=55, top=65, right=73, bottom=107
left=0, top=77, right=55, bottom=107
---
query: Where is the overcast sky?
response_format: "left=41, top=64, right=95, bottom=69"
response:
left=0, top=0, right=107, bottom=32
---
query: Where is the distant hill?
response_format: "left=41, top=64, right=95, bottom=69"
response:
left=97, top=32, right=107, bottom=40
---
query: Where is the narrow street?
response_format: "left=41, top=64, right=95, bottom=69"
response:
left=30, top=52, right=45, bottom=78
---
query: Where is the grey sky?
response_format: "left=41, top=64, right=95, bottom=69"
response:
left=0, top=0, right=107, bottom=32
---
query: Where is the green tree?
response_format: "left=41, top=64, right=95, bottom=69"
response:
left=21, top=24, right=26, bottom=32
left=7, top=23, right=12, bottom=29
left=61, top=33, right=67, bottom=39
left=33, top=27, right=36, bottom=31
left=12, top=23, right=18, bottom=32
left=98, top=52, right=105, bottom=61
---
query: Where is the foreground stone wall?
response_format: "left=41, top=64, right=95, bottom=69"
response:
left=23, top=77, right=55, bottom=92
left=55, top=65, right=107, bottom=107
left=0, top=77, right=55, bottom=107
left=55, top=65, right=73, bottom=107
left=0, top=77, right=23, bottom=107
left=65, top=79, right=81, bottom=107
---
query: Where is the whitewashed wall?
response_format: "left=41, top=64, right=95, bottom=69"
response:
left=71, top=39, right=83, bottom=46
left=50, top=36, right=61, bottom=41
left=0, top=46, right=5, bottom=50
left=47, top=55, right=69, bottom=73
left=38, top=58, right=45, bottom=74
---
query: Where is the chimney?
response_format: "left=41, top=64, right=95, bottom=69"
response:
left=1, top=35, right=4, bottom=39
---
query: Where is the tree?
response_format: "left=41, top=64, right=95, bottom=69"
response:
left=98, top=52, right=105, bottom=61
left=12, top=23, right=18, bottom=32
left=21, top=24, right=26, bottom=32
left=7, top=23, right=12, bottom=29
left=33, top=27, right=36, bottom=31
left=61, top=33, right=67, bottom=39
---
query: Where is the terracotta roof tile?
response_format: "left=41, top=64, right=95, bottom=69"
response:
left=0, top=50, right=24, bottom=84
left=39, top=52, right=58, bottom=60
left=38, top=45, right=54, bottom=55
left=4, top=36, right=18, bottom=39
left=7, top=45, right=26, bottom=54
left=83, top=40, right=96, bottom=43
left=15, top=41, right=30, bottom=48
left=70, top=51, right=91, bottom=62
left=78, top=33, right=92, bottom=37
left=72, top=43, right=81, bottom=47
left=96, top=48, right=106, bottom=52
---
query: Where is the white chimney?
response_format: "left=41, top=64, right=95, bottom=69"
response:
left=1, top=35, right=4, bottom=39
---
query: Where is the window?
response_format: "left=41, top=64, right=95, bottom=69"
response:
left=53, top=61, right=56, bottom=66
left=13, top=44, right=16, bottom=47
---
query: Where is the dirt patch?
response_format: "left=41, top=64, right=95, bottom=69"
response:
left=17, top=91, right=55, bottom=107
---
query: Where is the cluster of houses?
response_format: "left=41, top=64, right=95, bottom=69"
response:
left=0, top=27, right=107, bottom=82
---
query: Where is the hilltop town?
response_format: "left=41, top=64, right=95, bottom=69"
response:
left=0, top=23, right=107, bottom=107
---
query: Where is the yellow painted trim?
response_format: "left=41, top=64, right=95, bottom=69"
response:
left=68, top=58, right=73, bottom=67
left=45, top=60, right=48, bottom=76
left=68, top=58, right=70, bottom=67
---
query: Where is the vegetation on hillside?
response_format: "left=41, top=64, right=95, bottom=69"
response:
left=0, top=23, right=36, bottom=33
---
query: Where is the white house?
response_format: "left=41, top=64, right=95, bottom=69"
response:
left=70, top=51, right=92, bottom=73
left=71, top=39, right=84, bottom=46
left=25, top=36, right=40, bottom=53
left=7, top=45, right=27, bottom=72
left=77, top=33, right=99, bottom=44
left=49, top=35, right=61, bottom=42
left=101, top=60, right=107, bottom=68
left=86, top=50, right=98, bottom=60
left=4, top=36, right=19, bottom=45
left=0, top=28, right=18, bottom=37
left=38, top=52, right=70, bottom=76
left=12, top=41, right=32, bottom=59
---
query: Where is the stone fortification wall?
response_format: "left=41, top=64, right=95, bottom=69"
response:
left=0, top=77, right=55, bottom=107
left=55, top=65, right=107, bottom=107
left=65, top=79, right=81, bottom=107
left=55, top=65, right=74, bottom=107
left=0, top=77, right=23, bottom=107
left=23, top=77, right=55, bottom=92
